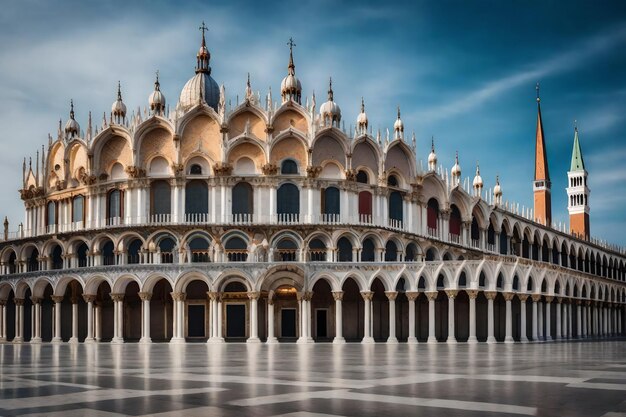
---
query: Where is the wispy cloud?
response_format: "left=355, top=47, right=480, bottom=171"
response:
left=418, top=25, right=626, bottom=122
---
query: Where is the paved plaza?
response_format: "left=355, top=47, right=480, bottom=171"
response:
left=0, top=341, right=625, bottom=416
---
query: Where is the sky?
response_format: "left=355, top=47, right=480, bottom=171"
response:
left=0, top=0, right=625, bottom=246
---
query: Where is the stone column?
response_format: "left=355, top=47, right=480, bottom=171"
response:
left=216, top=294, right=224, bottom=340
left=386, top=291, right=399, bottom=344
left=544, top=296, right=553, bottom=342
left=576, top=300, right=582, bottom=338
left=169, top=292, right=184, bottom=343
left=531, top=294, right=540, bottom=341
left=568, top=302, right=573, bottom=338
left=332, top=291, right=345, bottom=344
left=406, top=291, right=419, bottom=344
left=110, top=293, right=125, bottom=344
left=361, top=291, right=374, bottom=344
left=425, top=291, right=438, bottom=344
left=247, top=291, right=260, bottom=343
left=68, top=295, right=80, bottom=344
left=485, top=291, right=497, bottom=344
left=83, top=294, right=96, bottom=343
left=504, top=292, right=515, bottom=343
left=537, top=299, right=544, bottom=340
left=51, top=295, right=63, bottom=343
left=95, top=302, right=102, bottom=342
left=445, top=290, right=457, bottom=344
left=30, top=297, right=42, bottom=343
left=466, top=290, right=478, bottom=343
left=306, top=291, right=313, bottom=342
left=0, top=300, right=6, bottom=342
left=518, top=294, right=529, bottom=343
left=555, top=297, right=562, bottom=340
left=581, top=301, right=587, bottom=338
left=13, top=298, right=24, bottom=343
left=139, top=292, right=152, bottom=343
left=267, top=293, right=277, bottom=344
left=207, top=292, right=217, bottom=343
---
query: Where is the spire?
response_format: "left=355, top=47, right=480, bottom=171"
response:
left=361, top=96, right=365, bottom=113
left=534, top=82, right=550, bottom=182
left=69, top=99, right=75, bottom=120
left=195, top=21, right=211, bottom=74
left=287, top=37, right=296, bottom=75
left=117, top=81, right=122, bottom=101
left=570, top=123, right=585, bottom=171
left=245, top=72, right=253, bottom=102
left=327, top=77, right=334, bottom=101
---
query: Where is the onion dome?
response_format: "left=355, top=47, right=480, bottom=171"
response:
left=473, top=162, right=483, bottom=196
left=451, top=151, right=461, bottom=183
left=393, top=106, right=404, bottom=139
left=281, top=37, right=302, bottom=104
left=356, top=97, right=368, bottom=134
left=111, top=81, right=127, bottom=123
left=494, top=175, right=502, bottom=196
left=428, top=137, right=437, bottom=171
left=64, top=100, right=80, bottom=139
left=179, top=22, right=220, bottom=112
left=320, top=77, right=341, bottom=127
left=149, top=71, right=166, bottom=115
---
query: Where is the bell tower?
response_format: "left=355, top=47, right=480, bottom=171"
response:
left=567, top=124, right=590, bottom=239
left=533, top=83, right=552, bottom=226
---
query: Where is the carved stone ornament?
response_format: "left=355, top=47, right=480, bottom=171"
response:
left=345, top=169, right=357, bottom=182
left=261, top=163, right=278, bottom=176
left=172, top=163, right=184, bottom=176
left=306, top=165, right=322, bottom=179
left=125, top=166, right=146, bottom=179
left=213, top=162, right=233, bottom=176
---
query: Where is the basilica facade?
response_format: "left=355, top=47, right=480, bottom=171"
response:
left=0, top=27, right=624, bottom=345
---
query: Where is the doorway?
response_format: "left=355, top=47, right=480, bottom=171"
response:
left=226, top=304, right=246, bottom=339
left=316, top=309, right=328, bottom=338
left=187, top=304, right=205, bottom=338
left=281, top=308, right=297, bottom=338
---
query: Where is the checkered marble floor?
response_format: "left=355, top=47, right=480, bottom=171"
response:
left=1, top=341, right=625, bottom=416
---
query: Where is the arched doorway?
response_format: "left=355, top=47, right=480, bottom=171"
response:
left=371, top=278, right=389, bottom=342
left=274, top=285, right=299, bottom=341
left=341, top=278, right=363, bottom=342
left=311, top=279, right=333, bottom=341
left=96, top=281, right=114, bottom=341
left=150, top=279, right=173, bottom=342
left=223, top=281, right=248, bottom=341
left=123, top=281, right=142, bottom=341
left=185, top=280, right=209, bottom=341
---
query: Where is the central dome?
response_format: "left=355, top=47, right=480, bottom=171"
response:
left=179, top=72, right=220, bottom=112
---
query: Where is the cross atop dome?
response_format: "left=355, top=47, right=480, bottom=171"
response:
left=196, top=21, right=211, bottom=75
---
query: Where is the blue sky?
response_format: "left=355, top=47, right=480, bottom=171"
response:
left=1, top=0, right=625, bottom=246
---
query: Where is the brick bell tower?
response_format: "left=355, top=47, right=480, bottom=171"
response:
left=567, top=124, right=590, bottom=239
left=533, top=83, right=552, bottom=226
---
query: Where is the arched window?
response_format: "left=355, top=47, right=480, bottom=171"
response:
left=277, top=183, right=299, bottom=221
left=76, top=242, right=88, bottom=267
left=361, top=238, right=375, bottom=262
left=276, top=238, right=298, bottom=262
left=418, top=277, right=426, bottom=290
left=107, top=189, right=123, bottom=224
left=27, top=248, right=39, bottom=272
left=337, top=237, right=353, bottom=262
left=526, top=279, right=533, bottom=292
left=127, top=239, right=142, bottom=264
left=384, top=240, right=398, bottom=261
left=449, top=205, right=461, bottom=237
left=387, top=175, right=399, bottom=187
left=46, top=201, right=56, bottom=227
left=8, top=251, right=17, bottom=274
left=479, top=272, right=486, bottom=288
left=459, top=272, right=467, bottom=288
left=356, top=170, right=368, bottom=184
left=427, top=198, right=439, bottom=231
left=425, top=248, right=437, bottom=261
left=185, top=180, right=208, bottom=220
left=232, top=182, right=253, bottom=217
left=281, top=159, right=298, bottom=174
left=225, top=237, right=248, bottom=262
left=151, top=180, right=171, bottom=217
left=189, top=237, right=210, bottom=263
left=72, top=196, right=84, bottom=224
left=358, top=191, right=372, bottom=220
left=471, top=218, right=480, bottom=244
left=102, top=240, right=115, bottom=266
left=389, top=191, right=403, bottom=223
left=513, top=276, right=520, bottom=291
left=541, top=279, right=547, bottom=293
left=496, top=274, right=503, bottom=289
left=159, top=237, right=175, bottom=264
left=322, top=187, right=340, bottom=216
left=190, top=164, right=203, bottom=175
left=309, top=238, right=327, bottom=261
left=405, top=243, right=417, bottom=262
left=436, top=275, right=445, bottom=289
left=51, top=245, right=63, bottom=270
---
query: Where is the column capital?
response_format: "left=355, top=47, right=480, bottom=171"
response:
left=484, top=291, right=497, bottom=301
left=544, top=295, right=554, bottom=303
left=466, top=289, right=479, bottom=299
left=82, top=294, right=97, bottom=303
left=585, top=300, right=592, bottom=306
left=360, top=291, right=374, bottom=301
left=575, top=299, right=582, bottom=305
left=14, top=298, right=25, bottom=306
left=247, top=291, right=260, bottom=300
left=304, top=291, right=314, bottom=301
left=531, top=294, right=542, bottom=302
left=0, top=299, right=6, bottom=306
left=517, top=293, right=529, bottom=302
left=425, top=291, right=438, bottom=301
left=405, top=291, right=420, bottom=301
left=30, top=296, right=42, bottom=304
left=170, top=291, right=185, bottom=302
left=51, top=295, right=64, bottom=303
left=503, top=292, right=515, bottom=301
left=556, top=296, right=563, bottom=304
left=332, top=291, right=344, bottom=301
left=385, top=291, right=398, bottom=301
left=138, top=292, right=152, bottom=301
left=110, top=293, right=125, bottom=302
left=444, top=289, right=458, bottom=299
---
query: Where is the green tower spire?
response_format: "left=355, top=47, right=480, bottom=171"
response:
left=570, top=125, right=585, bottom=172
